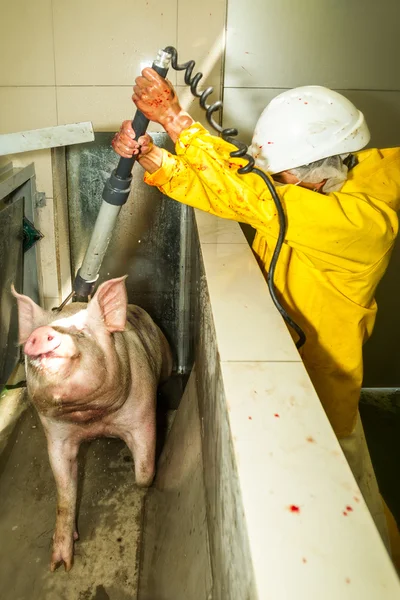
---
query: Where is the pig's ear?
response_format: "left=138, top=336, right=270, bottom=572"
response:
left=88, top=276, right=128, bottom=333
left=11, top=285, right=47, bottom=344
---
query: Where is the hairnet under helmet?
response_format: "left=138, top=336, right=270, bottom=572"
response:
left=249, top=86, right=370, bottom=174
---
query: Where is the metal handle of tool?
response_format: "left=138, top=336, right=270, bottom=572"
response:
left=72, top=49, right=172, bottom=299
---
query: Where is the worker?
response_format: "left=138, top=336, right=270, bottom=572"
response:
left=112, top=68, right=400, bottom=564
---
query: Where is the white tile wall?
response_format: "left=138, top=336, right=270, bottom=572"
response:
left=225, top=0, right=400, bottom=90
left=177, top=0, right=226, bottom=88
left=341, top=90, right=400, bottom=149
left=56, top=86, right=138, bottom=133
left=0, top=88, right=57, bottom=134
left=0, top=88, right=57, bottom=199
left=223, top=87, right=400, bottom=148
left=1, top=1, right=227, bottom=307
left=0, top=0, right=55, bottom=86
left=176, top=85, right=218, bottom=128
left=222, top=87, right=278, bottom=144
left=56, top=84, right=213, bottom=133
left=52, top=0, right=178, bottom=86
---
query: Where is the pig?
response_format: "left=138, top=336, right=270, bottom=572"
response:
left=12, top=276, right=172, bottom=572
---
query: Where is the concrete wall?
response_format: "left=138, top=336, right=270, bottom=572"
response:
left=222, top=0, right=400, bottom=386
left=138, top=369, right=213, bottom=600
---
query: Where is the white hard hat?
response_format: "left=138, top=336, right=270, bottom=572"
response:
left=249, top=86, right=370, bottom=174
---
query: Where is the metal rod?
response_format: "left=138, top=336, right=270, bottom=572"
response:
left=78, top=203, right=122, bottom=282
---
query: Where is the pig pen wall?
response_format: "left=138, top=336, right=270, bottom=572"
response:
left=0, top=138, right=200, bottom=599
left=138, top=210, right=400, bottom=600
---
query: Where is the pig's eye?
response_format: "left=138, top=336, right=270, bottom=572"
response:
left=77, top=326, right=91, bottom=338
left=75, top=329, right=87, bottom=338
left=65, top=326, right=87, bottom=339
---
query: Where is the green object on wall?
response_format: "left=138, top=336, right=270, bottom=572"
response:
left=22, top=217, right=43, bottom=253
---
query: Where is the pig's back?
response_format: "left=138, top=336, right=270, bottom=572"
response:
left=123, top=305, right=172, bottom=384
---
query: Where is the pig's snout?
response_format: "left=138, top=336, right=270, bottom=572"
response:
left=24, top=326, right=61, bottom=357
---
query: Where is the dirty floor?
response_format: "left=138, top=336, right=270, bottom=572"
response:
left=0, top=407, right=146, bottom=600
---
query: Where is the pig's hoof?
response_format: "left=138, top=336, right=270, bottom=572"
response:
left=50, top=537, right=75, bottom=572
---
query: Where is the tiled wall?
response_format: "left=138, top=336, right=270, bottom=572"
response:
left=222, top=0, right=400, bottom=147
left=0, top=0, right=226, bottom=305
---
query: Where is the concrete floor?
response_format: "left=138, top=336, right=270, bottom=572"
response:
left=0, top=407, right=146, bottom=600
left=4, top=381, right=397, bottom=598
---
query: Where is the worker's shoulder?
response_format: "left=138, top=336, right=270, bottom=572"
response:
left=353, top=146, right=400, bottom=172
left=341, top=147, right=400, bottom=209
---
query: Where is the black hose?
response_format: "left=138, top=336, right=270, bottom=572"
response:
left=164, top=47, right=306, bottom=349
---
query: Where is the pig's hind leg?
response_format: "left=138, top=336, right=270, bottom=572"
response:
left=122, top=414, right=156, bottom=488
left=44, top=428, right=80, bottom=571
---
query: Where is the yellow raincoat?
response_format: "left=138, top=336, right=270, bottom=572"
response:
left=144, top=123, right=400, bottom=438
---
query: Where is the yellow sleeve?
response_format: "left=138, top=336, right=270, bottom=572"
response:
left=144, top=123, right=395, bottom=269
left=144, top=123, right=277, bottom=224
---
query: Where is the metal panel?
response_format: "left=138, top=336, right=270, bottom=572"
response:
left=20, top=180, right=41, bottom=306
left=0, top=122, right=94, bottom=156
left=0, top=195, right=23, bottom=388
left=0, top=162, right=35, bottom=200
left=66, top=132, right=194, bottom=373
left=0, top=165, right=40, bottom=388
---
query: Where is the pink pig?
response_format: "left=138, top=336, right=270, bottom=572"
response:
left=12, top=276, right=172, bottom=572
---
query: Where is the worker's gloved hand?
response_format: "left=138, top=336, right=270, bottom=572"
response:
left=133, top=68, right=181, bottom=125
left=112, top=121, right=153, bottom=159
left=132, top=68, right=194, bottom=143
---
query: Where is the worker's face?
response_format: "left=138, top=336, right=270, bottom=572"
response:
left=273, top=171, right=326, bottom=192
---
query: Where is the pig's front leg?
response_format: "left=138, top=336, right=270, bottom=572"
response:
left=42, top=422, right=80, bottom=571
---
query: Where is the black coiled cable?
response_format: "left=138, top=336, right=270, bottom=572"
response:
left=164, top=46, right=306, bottom=349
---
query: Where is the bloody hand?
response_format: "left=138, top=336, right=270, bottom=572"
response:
left=112, top=120, right=153, bottom=158
left=132, top=68, right=182, bottom=125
